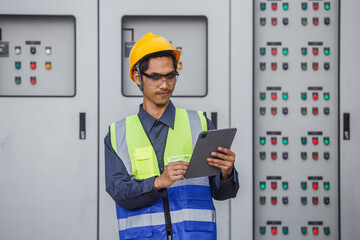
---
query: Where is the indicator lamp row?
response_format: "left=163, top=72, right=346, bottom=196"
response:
left=260, top=196, right=289, bottom=205
left=259, top=196, right=330, bottom=206
left=260, top=92, right=330, bottom=101
left=259, top=2, right=331, bottom=11
left=260, top=47, right=330, bottom=56
left=259, top=136, right=329, bottom=145
left=258, top=107, right=330, bottom=116
left=259, top=151, right=330, bottom=160
left=259, top=62, right=330, bottom=71
left=259, top=151, right=289, bottom=160
left=300, top=151, right=331, bottom=160
left=15, top=61, right=52, bottom=70
left=14, top=76, right=37, bottom=85
left=14, top=46, right=52, bottom=55
left=260, top=17, right=330, bottom=26
left=260, top=226, right=330, bottom=236
left=259, top=181, right=330, bottom=191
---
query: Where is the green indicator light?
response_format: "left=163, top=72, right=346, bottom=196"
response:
left=301, top=152, right=307, bottom=160
left=260, top=182, right=266, bottom=190
left=283, top=48, right=288, bottom=55
left=301, top=92, right=307, bottom=100
left=302, top=2, right=307, bottom=10
left=283, top=227, right=289, bottom=235
left=324, top=47, right=330, bottom=55
left=301, top=227, right=308, bottom=235
left=301, top=107, right=307, bottom=115
left=260, top=137, right=266, bottom=145
left=301, top=17, right=308, bottom=26
left=324, top=227, right=330, bottom=235
left=15, top=77, right=21, bottom=85
left=260, top=107, right=266, bottom=116
left=301, top=62, right=307, bottom=70
left=324, top=2, right=330, bottom=10
left=283, top=3, right=289, bottom=10
left=260, top=197, right=266, bottom=205
left=260, top=92, right=266, bottom=100
left=260, top=63, right=266, bottom=71
left=260, top=152, right=266, bottom=160
left=324, top=92, right=330, bottom=100
left=283, top=182, right=289, bottom=190
left=282, top=92, right=288, bottom=100
left=324, top=137, right=330, bottom=145
left=282, top=137, right=288, bottom=145
left=260, top=3, right=266, bottom=11
left=15, top=62, right=21, bottom=70
left=260, top=227, right=266, bottom=235
left=301, top=137, right=307, bottom=145
left=260, top=18, right=266, bottom=26
left=324, top=182, right=330, bottom=190
left=301, top=182, right=307, bottom=190
left=260, top=48, right=266, bottom=56
left=301, top=48, right=307, bottom=55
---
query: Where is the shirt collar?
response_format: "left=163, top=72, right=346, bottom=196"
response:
left=138, top=100, right=176, bottom=133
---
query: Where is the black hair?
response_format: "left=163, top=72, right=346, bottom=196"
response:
left=136, top=50, right=177, bottom=74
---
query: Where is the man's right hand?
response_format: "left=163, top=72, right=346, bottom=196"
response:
left=154, top=161, right=189, bottom=190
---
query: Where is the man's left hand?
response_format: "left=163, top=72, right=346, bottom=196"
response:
left=207, top=147, right=235, bottom=181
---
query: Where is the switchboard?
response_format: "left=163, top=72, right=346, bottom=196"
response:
left=254, top=1, right=339, bottom=239
left=0, top=15, right=75, bottom=97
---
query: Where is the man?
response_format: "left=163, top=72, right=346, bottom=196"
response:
left=105, top=32, right=239, bottom=240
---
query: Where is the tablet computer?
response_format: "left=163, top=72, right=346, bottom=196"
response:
left=185, top=128, right=237, bottom=179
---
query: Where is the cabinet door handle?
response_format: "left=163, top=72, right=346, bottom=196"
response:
left=79, top=112, right=86, bottom=140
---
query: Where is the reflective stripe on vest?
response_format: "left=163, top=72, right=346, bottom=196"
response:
left=118, top=208, right=215, bottom=231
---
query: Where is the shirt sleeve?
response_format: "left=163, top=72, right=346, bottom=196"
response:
left=204, top=113, right=240, bottom=200
left=104, top=132, right=166, bottom=210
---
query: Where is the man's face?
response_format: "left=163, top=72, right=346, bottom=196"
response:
left=135, top=56, right=176, bottom=108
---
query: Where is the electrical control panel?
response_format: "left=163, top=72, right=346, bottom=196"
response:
left=0, top=15, right=75, bottom=97
left=254, top=1, right=339, bottom=239
left=121, top=16, right=207, bottom=97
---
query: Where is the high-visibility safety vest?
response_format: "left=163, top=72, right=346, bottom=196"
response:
left=110, top=108, right=217, bottom=240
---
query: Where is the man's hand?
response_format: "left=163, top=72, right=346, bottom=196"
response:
left=207, top=147, right=235, bottom=181
left=154, top=161, right=189, bottom=190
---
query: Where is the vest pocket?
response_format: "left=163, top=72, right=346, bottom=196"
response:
left=124, top=209, right=153, bottom=239
left=133, top=146, right=156, bottom=179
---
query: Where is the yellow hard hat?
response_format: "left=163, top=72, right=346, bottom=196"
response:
left=129, top=32, right=181, bottom=81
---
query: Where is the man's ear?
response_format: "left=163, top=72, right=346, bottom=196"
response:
left=133, top=71, right=141, bottom=86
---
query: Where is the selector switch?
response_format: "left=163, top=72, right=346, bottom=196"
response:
left=15, top=46, right=21, bottom=55
left=30, top=46, right=36, bottom=54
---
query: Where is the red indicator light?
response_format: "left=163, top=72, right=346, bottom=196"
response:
left=312, top=92, right=319, bottom=100
left=271, top=93, right=277, bottom=100
left=312, top=182, right=319, bottom=190
left=312, top=48, right=319, bottom=55
left=30, top=77, right=36, bottom=85
left=271, top=48, right=277, bottom=55
left=271, top=152, right=277, bottom=160
left=271, top=197, right=277, bottom=205
left=271, top=107, right=277, bottom=115
left=312, top=152, right=319, bottom=160
left=271, top=182, right=277, bottom=190
left=271, top=18, right=277, bottom=26
left=313, top=227, right=319, bottom=235
left=312, top=137, right=319, bottom=145
left=271, top=63, right=277, bottom=70
left=271, top=137, right=277, bottom=145
left=312, top=107, right=319, bottom=115
left=313, top=63, right=319, bottom=70
left=272, top=3, right=277, bottom=10
left=271, top=227, right=277, bottom=235
left=313, top=18, right=319, bottom=25
left=30, top=62, right=36, bottom=70
left=313, top=197, right=319, bottom=205
left=313, top=2, right=319, bottom=10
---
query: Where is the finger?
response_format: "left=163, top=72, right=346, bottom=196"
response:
left=207, top=159, right=230, bottom=171
left=207, top=158, right=232, bottom=167
left=217, top=147, right=235, bottom=157
left=211, top=151, right=235, bottom=162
